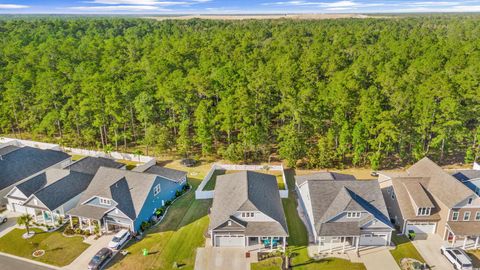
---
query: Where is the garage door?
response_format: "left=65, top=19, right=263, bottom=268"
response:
left=12, top=203, right=28, bottom=214
left=359, top=233, right=388, bottom=246
left=215, top=235, right=245, bottom=247
left=406, top=222, right=436, bottom=234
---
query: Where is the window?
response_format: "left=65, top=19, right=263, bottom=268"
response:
left=452, top=211, right=459, bottom=221
left=227, top=221, right=232, bottom=226
left=475, top=212, right=480, bottom=221
left=153, top=184, right=161, bottom=196
left=464, top=211, right=471, bottom=221
left=468, top=197, right=473, bottom=205
left=346, top=212, right=361, bottom=218
left=99, top=197, right=110, bottom=205
left=33, top=199, right=38, bottom=205
left=241, top=212, right=255, bottom=218
left=417, top=207, right=431, bottom=216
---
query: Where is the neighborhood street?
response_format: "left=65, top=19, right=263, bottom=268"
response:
left=0, top=254, right=56, bottom=270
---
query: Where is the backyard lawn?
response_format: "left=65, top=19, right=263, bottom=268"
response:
left=251, top=169, right=366, bottom=270
left=390, top=234, right=425, bottom=266
left=203, top=168, right=287, bottom=191
left=0, top=227, right=89, bottom=266
left=108, top=161, right=212, bottom=270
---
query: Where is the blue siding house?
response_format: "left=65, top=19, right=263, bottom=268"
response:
left=68, top=165, right=187, bottom=233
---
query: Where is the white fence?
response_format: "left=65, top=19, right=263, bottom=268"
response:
left=474, top=162, right=480, bottom=170
left=0, top=138, right=156, bottom=168
left=195, top=163, right=289, bottom=199
left=0, top=137, right=61, bottom=150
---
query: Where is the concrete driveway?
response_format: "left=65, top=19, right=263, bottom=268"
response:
left=0, top=211, right=21, bottom=237
left=64, top=234, right=115, bottom=270
left=195, top=247, right=256, bottom=270
left=412, top=234, right=454, bottom=270
left=358, top=246, right=400, bottom=270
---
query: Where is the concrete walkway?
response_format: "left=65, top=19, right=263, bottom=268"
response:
left=64, top=234, right=115, bottom=270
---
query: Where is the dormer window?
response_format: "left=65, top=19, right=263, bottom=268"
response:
left=241, top=212, right=255, bottom=218
left=227, top=221, right=232, bottom=226
left=346, top=212, right=361, bottom=218
left=468, top=198, right=473, bottom=205
left=417, top=207, right=431, bottom=216
left=153, top=184, right=161, bottom=196
left=99, top=197, right=111, bottom=205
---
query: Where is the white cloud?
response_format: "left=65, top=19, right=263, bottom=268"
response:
left=87, top=0, right=188, bottom=5
left=0, top=4, right=29, bottom=9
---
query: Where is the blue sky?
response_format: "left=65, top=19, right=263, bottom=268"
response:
left=1, top=0, right=480, bottom=14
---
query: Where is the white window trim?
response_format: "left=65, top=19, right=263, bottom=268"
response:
left=99, top=197, right=110, bottom=205
left=475, top=211, right=480, bottom=221
left=464, top=211, right=471, bottom=221
left=452, top=211, right=459, bottom=221
left=467, top=197, right=473, bottom=205
left=153, top=184, right=161, bottom=196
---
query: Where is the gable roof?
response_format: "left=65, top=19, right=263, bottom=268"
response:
left=406, top=157, right=476, bottom=208
left=209, top=171, right=288, bottom=236
left=65, top=156, right=124, bottom=175
left=402, top=181, right=435, bottom=208
left=452, top=170, right=480, bottom=182
left=13, top=169, right=70, bottom=198
left=299, top=176, right=392, bottom=236
left=70, top=167, right=162, bottom=220
left=295, top=172, right=356, bottom=186
left=23, top=170, right=93, bottom=210
left=132, top=164, right=187, bottom=183
left=0, top=146, right=70, bottom=190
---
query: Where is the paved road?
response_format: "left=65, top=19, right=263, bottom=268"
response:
left=0, top=254, right=55, bottom=270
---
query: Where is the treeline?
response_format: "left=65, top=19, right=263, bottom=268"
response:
left=0, top=17, right=479, bottom=169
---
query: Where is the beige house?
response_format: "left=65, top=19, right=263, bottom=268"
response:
left=381, top=157, right=480, bottom=249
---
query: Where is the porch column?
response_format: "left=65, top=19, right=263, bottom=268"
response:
left=50, top=211, right=55, bottom=227
left=270, top=237, right=273, bottom=250
left=283, top=237, right=286, bottom=250
left=33, top=211, right=38, bottom=222
left=330, top=238, right=333, bottom=253
left=463, top=236, right=468, bottom=249
left=355, top=237, right=359, bottom=251
left=452, top=235, right=456, bottom=247
left=443, top=227, right=448, bottom=241
left=41, top=210, right=46, bottom=225
left=474, top=236, right=479, bottom=249
left=69, top=216, right=73, bottom=228
left=88, top=219, right=93, bottom=234
left=103, top=218, right=108, bottom=233
left=97, top=220, right=102, bottom=235
left=342, top=239, right=346, bottom=254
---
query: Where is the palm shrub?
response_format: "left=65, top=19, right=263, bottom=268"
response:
left=17, top=214, right=34, bottom=235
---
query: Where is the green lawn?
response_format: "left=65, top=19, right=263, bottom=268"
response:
left=109, top=172, right=212, bottom=270
left=203, top=169, right=226, bottom=191
left=0, top=227, right=89, bottom=266
left=390, top=234, right=425, bottom=266
left=467, top=250, right=480, bottom=268
left=204, top=169, right=286, bottom=191
left=251, top=169, right=366, bottom=270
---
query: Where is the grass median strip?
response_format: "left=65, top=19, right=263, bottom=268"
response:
left=390, top=234, right=425, bottom=266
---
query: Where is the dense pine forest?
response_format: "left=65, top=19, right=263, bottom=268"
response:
left=0, top=16, right=479, bottom=169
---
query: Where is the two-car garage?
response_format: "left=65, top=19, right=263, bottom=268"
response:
left=359, top=233, right=389, bottom=246
left=214, top=235, right=245, bottom=247
left=405, top=222, right=437, bottom=234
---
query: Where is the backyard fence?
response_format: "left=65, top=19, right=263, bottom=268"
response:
left=195, top=163, right=289, bottom=199
left=0, top=137, right=61, bottom=150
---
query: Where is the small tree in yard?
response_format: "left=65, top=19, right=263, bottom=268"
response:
left=17, top=214, right=34, bottom=235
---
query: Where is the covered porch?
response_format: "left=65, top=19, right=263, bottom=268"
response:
left=28, top=206, right=63, bottom=227
left=317, top=235, right=360, bottom=254
left=444, top=223, right=480, bottom=250
left=67, top=204, right=108, bottom=235
left=248, top=236, right=286, bottom=251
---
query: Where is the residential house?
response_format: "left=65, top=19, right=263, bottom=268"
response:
left=0, top=145, right=71, bottom=206
left=381, top=157, right=480, bottom=249
left=67, top=166, right=187, bottom=233
left=5, top=156, right=124, bottom=226
left=296, top=172, right=393, bottom=253
left=208, top=171, right=288, bottom=249
left=132, top=163, right=188, bottom=183
left=452, top=170, right=480, bottom=196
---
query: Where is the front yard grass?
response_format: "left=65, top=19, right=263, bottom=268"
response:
left=0, top=227, right=89, bottom=266
left=390, top=234, right=425, bottom=266
left=467, top=250, right=480, bottom=268
left=109, top=166, right=212, bottom=270
left=251, top=169, right=366, bottom=270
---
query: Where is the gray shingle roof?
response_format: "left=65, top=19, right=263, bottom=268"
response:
left=24, top=170, right=93, bottom=210
left=0, top=145, right=20, bottom=156
left=452, top=170, right=480, bottom=182
left=406, top=157, right=476, bottom=208
left=295, top=172, right=356, bottom=186
left=14, top=169, right=70, bottom=198
left=300, top=177, right=392, bottom=236
left=0, top=146, right=70, bottom=190
left=65, top=156, right=124, bottom=175
left=69, top=167, right=160, bottom=220
left=133, top=164, right=187, bottom=183
left=209, top=171, right=288, bottom=237
left=402, top=181, right=435, bottom=208
left=67, top=204, right=110, bottom=220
